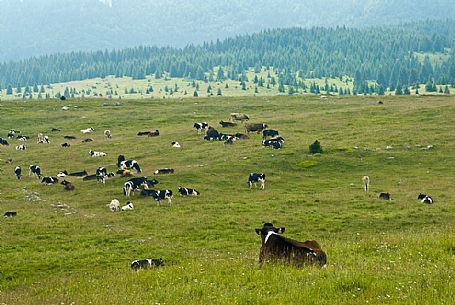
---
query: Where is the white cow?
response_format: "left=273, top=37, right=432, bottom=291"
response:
left=81, top=127, right=95, bottom=134
left=107, top=199, right=121, bottom=212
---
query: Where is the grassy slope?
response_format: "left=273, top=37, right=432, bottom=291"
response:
left=0, top=95, right=454, bottom=304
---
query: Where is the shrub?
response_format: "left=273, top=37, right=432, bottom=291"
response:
left=309, top=140, right=323, bottom=154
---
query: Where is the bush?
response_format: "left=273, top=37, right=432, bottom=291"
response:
left=309, top=140, right=323, bottom=154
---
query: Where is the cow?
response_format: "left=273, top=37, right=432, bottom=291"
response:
left=117, top=155, right=141, bottom=173
left=262, top=129, right=279, bottom=139
left=362, top=176, right=370, bottom=192
left=146, top=179, right=159, bottom=188
left=230, top=113, right=249, bottom=122
left=61, top=142, right=71, bottom=148
left=96, top=167, right=108, bottom=184
left=131, top=258, right=164, bottom=270
left=234, top=133, right=249, bottom=140
left=147, top=130, right=160, bottom=137
left=7, top=130, right=20, bottom=139
left=37, top=133, right=50, bottom=144
left=418, top=193, right=433, bottom=204
left=64, top=136, right=76, bottom=140
left=14, top=166, right=22, bottom=179
left=89, top=150, right=106, bottom=157
left=194, top=122, right=209, bottom=133
left=219, top=120, right=237, bottom=128
left=123, top=177, right=149, bottom=197
left=262, top=138, right=283, bottom=149
left=148, top=189, right=173, bottom=205
left=378, top=192, right=391, bottom=200
left=80, top=127, right=95, bottom=134
left=248, top=173, right=266, bottom=189
left=16, top=135, right=29, bottom=141
left=255, top=223, right=327, bottom=267
left=61, top=180, right=75, bottom=191
left=121, top=202, right=134, bottom=211
left=82, top=174, right=98, bottom=181
left=154, top=168, right=174, bottom=175
left=206, top=127, right=220, bottom=139
left=245, top=123, right=268, bottom=134
left=51, top=128, right=61, bottom=132
left=29, top=165, right=42, bottom=178
left=107, top=199, right=121, bottom=212
left=104, top=129, right=112, bottom=139
left=68, top=170, right=88, bottom=177
left=41, top=176, right=59, bottom=185
left=178, top=187, right=200, bottom=196
left=81, top=138, right=93, bottom=143
left=57, top=171, right=68, bottom=177
left=4, top=211, right=17, bottom=217
left=116, top=169, right=133, bottom=177
left=0, top=138, right=9, bottom=145
left=171, top=141, right=181, bottom=148
left=15, top=144, right=26, bottom=151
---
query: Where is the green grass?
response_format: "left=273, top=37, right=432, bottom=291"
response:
left=0, top=95, right=454, bottom=304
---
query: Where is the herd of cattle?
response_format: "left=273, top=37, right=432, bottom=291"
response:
left=1, top=111, right=435, bottom=269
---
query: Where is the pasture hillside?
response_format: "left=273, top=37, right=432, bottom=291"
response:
left=0, top=95, right=454, bottom=304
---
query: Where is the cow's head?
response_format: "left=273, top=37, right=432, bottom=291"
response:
left=255, top=223, right=285, bottom=244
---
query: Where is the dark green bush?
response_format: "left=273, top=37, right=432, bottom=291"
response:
left=309, top=140, right=323, bottom=154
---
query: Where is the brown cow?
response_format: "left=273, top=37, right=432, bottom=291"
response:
left=230, top=113, right=249, bottom=122
left=255, top=223, right=327, bottom=267
left=245, top=123, right=268, bottom=134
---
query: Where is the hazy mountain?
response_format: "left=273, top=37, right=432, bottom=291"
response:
left=1, top=0, right=455, bottom=61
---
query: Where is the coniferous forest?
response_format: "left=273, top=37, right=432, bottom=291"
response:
left=1, top=19, right=454, bottom=95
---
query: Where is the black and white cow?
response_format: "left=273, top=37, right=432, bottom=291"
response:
left=194, top=122, right=209, bottom=133
left=255, top=223, right=327, bottom=267
left=7, top=130, right=20, bottom=139
left=57, top=170, right=68, bottom=177
left=64, top=135, right=76, bottom=140
left=262, top=129, right=279, bottom=139
left=15, top=144, right=26, bottom=151
left=29, top=165, right=42, bottom=178
left=68, top=170, right=88, bottom=177
left=248, top=173, right=266, bottom=189
left=16, top=135, right=30, bottom=141
left=61, top=142, right=71, bottom=148
left=96, top=167, right=108, bottom=184
left=89, top=150, right=106, bottom=157
left=418, top=193, right=433, bottom=204
left=262, top=139, right=283, bottom=149
left=14, top=166, right=22, bottom=179
left=80, top=127, right=95, bottom=134
left=123, top=177, right=149, bottom=197
left=131, top=258, right=164, bottom=270
left=121, top=201, right=134, bottom=211
left=154, top=168, right=174, bottom=175
left=149, top=190, right=173, bottom=205
left=41, top=176, right=59, bottom=185
left=4, top=211, right=17, bottom=217
left=178, top=187, right=200, bottom=196
left=61, top=180, right=75, bottom=191
left=117, top=155, right=142, bottom=173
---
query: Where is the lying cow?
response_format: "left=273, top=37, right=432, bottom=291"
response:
left=248, top=173, right=266, bottom=189
left=107, top=199, right=121, bottom=212
left=230, top=113, right=249, bottom=122
left=131, top=258, right=164, bottom=270
left=121, top=202, right=134, bottom=211
left=178, top=187, right=200, bottom=196
left=137, top=130, right=159, bottom=136
left=80, top=127, right=95, bottom=134
left=15, top=144, right=26, bottom=151
left=82, top=174, right=97, bottom=181
left=378, top=192, right=391, bottom=200
left=154, top=168, right=174, bottom=175
left=61, top=180, right=75, bottom=191
left=64, top=135, right=76, bottom=140
left=245, top=123, right=268, bottom=134
left=262, top=137, right=284, bottom=149
left=61, top=142, right=71, bottom=148
left=255, top=223, right=327, bottom=267
left=0, top=138, right=9, bottom=145
left=41, top=176, right=59, bottom=185
left=4, top=211, right=17, bottom=217
left=418, top=193, right=433, bottom=204
left=89, top=150, right=106, bottom=157
left=219, top=120, right=237, bottom=128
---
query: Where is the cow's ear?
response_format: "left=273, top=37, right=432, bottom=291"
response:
left=255, top=228, right=261, bottom=235
left=278, top=227, right=285, bottom=234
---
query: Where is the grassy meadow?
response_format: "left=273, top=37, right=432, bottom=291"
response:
left=0, top=95, right=454, bottom=304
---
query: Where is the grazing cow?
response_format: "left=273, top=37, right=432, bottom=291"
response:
left=14, top=166, right=22, bottom=179
left=194, top=122, right=209, bottom=133
left=262, top=129, right=279, bottom=139
left=418, top=193, right=433, bottom=204
left=16, top=135, right=29, bottom=141
left=219, top=120, right=237, bottom=128
left=81, top=138, right=93, bottom=143
left=255, top=223, right=327, bottom=267
left=171, top=141, right=181, bottom=148
left=89, top=150, right=106, bottom=157
left=41, top=176, right=59, bottom=185
left=0, top=138, right=9, bottom=145
left=206, top=126, right=220, bottom=139
left=362, top=176, right=370, bottom=192
left=149, top=189, right=173, bottom=205
left=80, top=127, right=95, bottom=134
left=82, top=174, right=97, bottom=181
left=4, top=211, right=17, bottom=217
left=245, top=123, right=268, bottom=134
left=107, top=199, right=121, bottom=212
left=64, top=136, right=76, bottom=140
left=154, top=168, right=174, bottom=175
left=96, top=167, right=108, bottom=184
left=148, top=130, right=160, bottom=137
left=230, top=113, right=249, bottom=122
left=248, top=173, right=266, bottom=189
left=104, top=129, right=112, bottom=139
left=378, top=192, right=391, bottom=200
left=61, top=180, right=75, bottom=191
left=117, top=155, right=142, bottom=173
left=178, top=187, right=200, bottom=196
left=121, top=201, right=134, bottom=211
left=15, top=144, right=26, bottom=151
left=123, top=177, right=149, bottom=197
left=61, top=142, right=71, bottom=148
left=131, top=258, right=164, bottom=270
left=29, top=165, right=42, bottom=178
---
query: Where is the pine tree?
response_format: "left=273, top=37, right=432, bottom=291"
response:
left=278, top=82, right=285, bottom=93
left=217, top=88, right=222, bottom=96
left=6, top=84, right=13, bottom=95
left=33, top=84, right=39, bottom=93
left=16, top=83, right=22, bottom=93
left=395, top=83, right=403, bottom=95
left=255, top=86, right=259, bottom=94
left=241, top=82, right=247, bottom=91
left=207, top=84, right=212, bottom=93
left=444, top=85, right=450, bottom=94
left=193, top=90, right=198, bottom=97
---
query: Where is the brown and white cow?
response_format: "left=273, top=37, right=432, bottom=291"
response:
left=245, top=123, right=268, bottom=134
left=255, top=223, right=327, bottom=267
